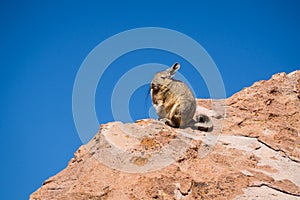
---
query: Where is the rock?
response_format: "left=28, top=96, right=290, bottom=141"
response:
left=224, top=70, right=300, bottom=162
left=30, top=71, right=300, bottom=200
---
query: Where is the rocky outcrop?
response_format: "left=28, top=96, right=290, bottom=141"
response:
left=30, top=71, right=300, bottom=200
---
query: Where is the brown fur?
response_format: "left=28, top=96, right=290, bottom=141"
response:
left=151, top=63, right=196, bottom=128
left=150, top=63, right=213, bottom=131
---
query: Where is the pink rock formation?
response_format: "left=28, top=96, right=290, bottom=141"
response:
left=30, top=71, right=300, bottom=200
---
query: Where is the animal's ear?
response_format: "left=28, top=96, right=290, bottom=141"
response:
left=169, top=62, right=180, bottom=78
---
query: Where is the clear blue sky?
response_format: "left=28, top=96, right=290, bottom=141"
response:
left=0, top=1, right=299, bottom=199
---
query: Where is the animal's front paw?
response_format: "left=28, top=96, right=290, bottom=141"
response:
left=159, top=118, right=177, bottom=127
left=159, top=118, right=171, bottom=124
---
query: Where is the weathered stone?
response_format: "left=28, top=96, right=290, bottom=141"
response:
left=30, top=71, right=300, bottom=200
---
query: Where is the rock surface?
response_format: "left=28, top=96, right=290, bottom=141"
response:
left=30, top=71, right=300, bottom=200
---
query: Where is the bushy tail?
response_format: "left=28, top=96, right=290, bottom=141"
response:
left=193, top=114, right=213, bottom=132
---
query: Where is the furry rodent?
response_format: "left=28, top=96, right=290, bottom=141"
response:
left=150, top=63, right=212, bottom=131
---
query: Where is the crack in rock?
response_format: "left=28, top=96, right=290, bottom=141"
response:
left=249, top=183, right=300, bottom=197
left=257, top=138, right=300, bottom=163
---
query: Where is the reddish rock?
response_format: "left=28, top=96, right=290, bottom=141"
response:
left=30, top=71, right=300, bottom=200
left=223, top=71, right=300, bottom=162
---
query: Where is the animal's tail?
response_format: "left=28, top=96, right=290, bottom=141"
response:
left=194, top=114, right=213, bottom=132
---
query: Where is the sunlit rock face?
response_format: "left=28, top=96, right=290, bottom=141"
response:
left=30, top=71, right=300, bottom=200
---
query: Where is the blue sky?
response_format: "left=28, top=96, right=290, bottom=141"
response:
left=0, top=1, right=299, bottom=199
